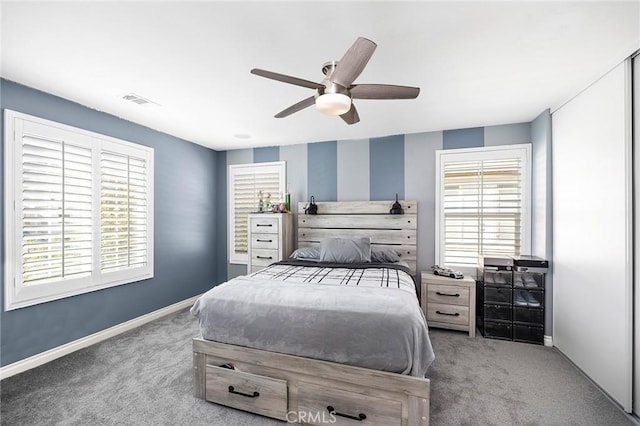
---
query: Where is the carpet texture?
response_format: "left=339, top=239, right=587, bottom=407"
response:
left=427, top=329, right=632, bottom=425
left=1, top=308, right=632, bottom=425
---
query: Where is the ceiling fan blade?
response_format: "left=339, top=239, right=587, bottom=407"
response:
left=251, top=68, right=324, bottom=90
left=275, top=96, right=316, bottom=118
left=340, top=104, right=360, bottom=125
left=350, top=84, right=420, bottom=100
left=329, top=37, right=377, bottom=88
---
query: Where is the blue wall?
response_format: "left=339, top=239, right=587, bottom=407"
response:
left=0, top=79, right=221, bottom=366
left=370, top=135, right=405, bottom=200
left=308, top=141, right=337, bottom=201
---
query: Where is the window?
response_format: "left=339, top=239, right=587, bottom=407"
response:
left=4, top=110, right=154, bottom=310
left=435, top=145, right=531, bottom=272
left=228, top=162, right=285, bottom=264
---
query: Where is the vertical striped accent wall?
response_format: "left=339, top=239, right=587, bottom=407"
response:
left=225, top=122, right=532, bottom=276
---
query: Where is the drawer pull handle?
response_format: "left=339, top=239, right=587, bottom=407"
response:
left=257, top=239, right=273, bottom=243
left=436, top=310, right=460, bottom=317
left=228, top=386, right=259, bottom=398
left=256, top=256, right=273, bottom=260
left=256, top=224, right=273, bottom=227
left=436, top=291, right=460, bottom=297
left=327, top=406, right=366, bottom=421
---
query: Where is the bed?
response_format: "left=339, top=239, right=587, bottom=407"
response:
left=192, top=200, right=432, bottom=425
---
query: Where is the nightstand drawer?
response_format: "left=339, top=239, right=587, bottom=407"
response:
left=427, top=303, right=469, bottom=326
left=251, top=234, right=279, bottom=250
left=250, top=218, right=279, bottom=234
left=427, top=284, right=469, bottom=306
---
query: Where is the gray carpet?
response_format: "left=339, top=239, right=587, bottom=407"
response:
left=0, top=308, right=632, bottom=425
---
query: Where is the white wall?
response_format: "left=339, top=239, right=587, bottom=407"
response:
left=552, top=60, right=632, bottom=411
left=634, top=53, right=640, bottom=417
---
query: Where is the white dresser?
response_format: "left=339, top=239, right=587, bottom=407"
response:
left=247, top=213, right=294, bottom=273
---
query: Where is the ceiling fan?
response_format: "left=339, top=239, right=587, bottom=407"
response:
left=250, top=37, right=420, bottom=125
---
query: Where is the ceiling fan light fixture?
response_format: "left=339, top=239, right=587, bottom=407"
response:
left=315, top=93, right=351, bottom=116
left=251, top=37, right=419, bottom=124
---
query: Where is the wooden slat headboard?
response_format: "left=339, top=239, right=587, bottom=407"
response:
left=297, top=200, right=418, bottom=275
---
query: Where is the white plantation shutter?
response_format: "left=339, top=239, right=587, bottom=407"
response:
left=228, top=162, right=285, bottom=263
left=4, top=110, right=154, bottom=310
left=100, top=152, right=148, bottom=272
left=436, top=145, right=530, bottom=269
left=21, top=136, right=93, bottom=285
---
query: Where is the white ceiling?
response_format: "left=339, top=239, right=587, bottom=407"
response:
left=1, top=1, right=639, bottom=151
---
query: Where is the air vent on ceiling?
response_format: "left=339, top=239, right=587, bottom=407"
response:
left=122, top=93, right=159, bottom=106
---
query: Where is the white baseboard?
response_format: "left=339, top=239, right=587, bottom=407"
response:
left=0, top=294, right=200, bottom=380
left=544, top=335, right=553, bottom=347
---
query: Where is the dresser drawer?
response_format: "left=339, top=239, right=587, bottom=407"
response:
left=251, top=249, right=278, bottom=267
left=427, top=284, right=469, bottom=306
left=427, top=303, right=469, bottom=326
left=297, top=382, right=401, bottom=426
left=205, top=365, right=288, bottom=420
left=250, top=217, right=279, bottom=234
left=251, top=234, right=279, bottom=250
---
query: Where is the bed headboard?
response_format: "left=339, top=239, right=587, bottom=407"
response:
left=297, top=200, right=418, bottom=275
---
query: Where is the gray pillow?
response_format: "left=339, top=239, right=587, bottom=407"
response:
left=371, top=246, right=401, bottom=263
left=290, top=247, right=320, bottom=261
left=319, top=237, right=371, bottom=263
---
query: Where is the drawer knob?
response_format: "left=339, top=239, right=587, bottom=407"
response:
left=436, top=291, right=460, bottom=297
left=327, top=406, right=366, bottom=421
left=436, top=310, right=460, bottom=317
left=228, top=386, right=260, bottom=398
left=256, top=256, right=273, bottom=260
left=256, top=224, right=273, bottom=227
left=256, top=239, right=273, bottom=243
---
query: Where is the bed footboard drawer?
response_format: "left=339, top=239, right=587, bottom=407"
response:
left=297, top=382, right=402, bottom=426
left=205, top=365, right=288, bottom=420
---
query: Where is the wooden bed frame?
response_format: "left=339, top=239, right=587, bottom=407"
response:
left=193, top=200, right=429, bottom=425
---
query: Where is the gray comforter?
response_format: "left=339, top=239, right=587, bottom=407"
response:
left=191, top=262, right=435, bottom=377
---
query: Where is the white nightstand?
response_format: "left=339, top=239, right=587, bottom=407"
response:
left=421, top=272, right=476, bottom=337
